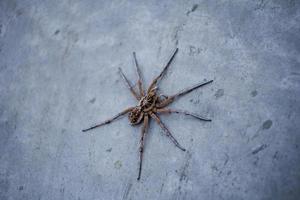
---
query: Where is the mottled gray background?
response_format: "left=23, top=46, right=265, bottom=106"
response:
left=0, top=0, right=300, bottom=200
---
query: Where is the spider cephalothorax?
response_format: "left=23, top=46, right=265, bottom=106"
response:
left=139, top=88, right=158, bottom=110
left=83, top=48, right=213, bottom=180
left=128, top=88, right=158, bottom=125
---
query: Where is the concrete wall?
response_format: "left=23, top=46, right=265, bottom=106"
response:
left=0, top=0, right=299, bottom=199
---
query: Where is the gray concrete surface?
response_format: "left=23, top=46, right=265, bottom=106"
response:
left=1, top=0, right=300, bottom=199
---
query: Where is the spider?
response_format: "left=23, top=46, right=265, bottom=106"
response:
left=82, top=48, right=213, bottom=180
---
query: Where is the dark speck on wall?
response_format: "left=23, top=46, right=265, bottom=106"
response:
left=215, top=89, right=224, bottom=99
left=251, top=90, right=258, bottom=97
left=273, top=151, right=279, bottom=160
left=252, top=144, right=268, bottom=155
left=18, top=186, right=23, bottom=191
left=191, top=4, right=198, bottom=12
left=16, top=9, right=24, bottom=16
left=251, top=120, right=273, bottom=140
left=186, top=4, right=198, bottom=15
left=89, top=97, right=96, bottom=104
left=54, top=29, right=60, bottom=35
left=262, top=120, right=272, bottom=130
left=114, top=160, right=122, bottom=169
left=189, top=98, right=201, bottom=105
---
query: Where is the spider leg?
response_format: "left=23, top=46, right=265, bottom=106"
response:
left=133, top=52, right=145, bottom=97
left=137, top=114, right=149, bottom=180
left=118, top=67, right=140, bottom=100
left=150, top=113, right=186, bottom=151
left=147, top=48, right=178, bottom=93
left=156, top=108, right=212, bottom=121
left=82, top=107, right=134, bottom=132
left=157, top=80, right=213, bottom=108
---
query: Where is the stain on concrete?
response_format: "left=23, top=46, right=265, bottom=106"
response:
left=0, top=173, right=9, bottom=200
left=252, top=144, right=268, bottom=155
left=262, top=120, right=272, bottom=130
left=89, top=97, right=96, bottom=104
left=224, top=153, right=229, bottom=166
left=54, top=29, right=60, bottom=35
left=189, top=98, right=201, bottom=105
left=251, top=90, right=258, bottom=97
left=215, top=89, right=224, bottom=99
left=0, top=24, right=2, bottom=36
left=188, top=45, right=205, bottom=56
left=122, top=182, right=132, bottom=200
left=186, top=4, right=198, bottom=15
left=16, top=8, right=24, bottom=16
left=114, top=160, right=122, bottom=169
left=173, top=24, right=185, bottom=46
left=159, top=182, right=164, bottom=194
left=252, top=120, right=273, bottom=140
left=106, top=148, right=112, bottom=152
left=172, top=152, right=192, bottom=199
left=0, top=109, right=18, bottom=148
left=254, top=0, right=268, bottom=11
left=253, top=157, right=259, bottom=166
left=273, top=151, right=280, bottom=161
left=179, top=152, right=192, bottom=182
left=211, top=164, right=218, bottom=172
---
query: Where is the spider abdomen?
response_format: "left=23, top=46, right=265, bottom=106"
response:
left=128, top=107, right=143, bottom=125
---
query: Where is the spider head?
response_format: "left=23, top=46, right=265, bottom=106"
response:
left=139, top=87, right=157, bottom=111
left=128, top=107, right=143, bottom=125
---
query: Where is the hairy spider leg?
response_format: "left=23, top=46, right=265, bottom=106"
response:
left=82, top=107, right=134, bottom=132
left=157, top=80, right=213, bottom=108
left=147, top=48, right=179, bottom=93
left=118, top=67, right=140, bottom=100
left=150, top=113, right=186, bottom=151
left=156, top=108, right=211, bottom=121
left=137, top=114, right=149, bottom=180
left=133, top=52, right=145, bottom=97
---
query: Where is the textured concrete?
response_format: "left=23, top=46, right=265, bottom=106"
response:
left=1, top=0, right=300, bottom=200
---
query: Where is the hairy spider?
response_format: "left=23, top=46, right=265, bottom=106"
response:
left=82, top=48, right=213, bottom=180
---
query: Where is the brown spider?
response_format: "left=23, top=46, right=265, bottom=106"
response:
left=82, top=48, right=213, bottom=180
